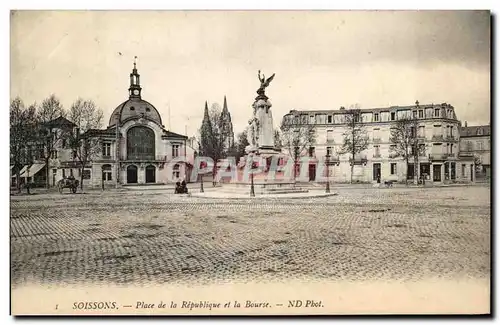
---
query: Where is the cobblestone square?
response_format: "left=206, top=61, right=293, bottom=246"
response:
left=10, top=185, right=490, bottom=288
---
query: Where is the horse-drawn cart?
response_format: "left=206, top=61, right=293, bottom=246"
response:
left=57, top=177, right=80, bottom=194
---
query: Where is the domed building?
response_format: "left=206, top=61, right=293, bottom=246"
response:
left=86, top=61, right=189, bottom=187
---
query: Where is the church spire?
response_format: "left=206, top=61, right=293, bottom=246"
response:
left=129, top=56, right=142, bottom=99
left=222, top=95, right=228, bottom=113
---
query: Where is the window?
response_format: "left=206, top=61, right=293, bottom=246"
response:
left=374, top=113, right=379, bottom=122
left=327, top=115, right=332, bottom=123
left=62, top=169, right=66, bottom=178
left=50, top=150, right=58, bottom=159
left=326, top=130, right=334, bottom=143
left=477, top=141, right=483, bottom=150
left=418, top=110, right=424, bottom=118
left=413, top=111, right=417, bottom=118
left=172, top=164, right=180, bottom=179
left=102, top=164, right=112, bottom=181
left=127, top=126, right=155, bottom=160
left=130, top=106, right=135, bottom=111
left=419, top=144, right=426, bottom=156
left=450, top=144, right=453, bottom=155
left=82, top=169, right=91, bottom=179
left=390, top=112, right=396, bottom=121
left=172, top=144, right=180, bottom=158
left=390, top=163, right=397, bottom=175
left=70, top=169, right=73, bottom=177
left=462, top=164, right=466, bottom=177
left=374, top=145, right=380, bottom=157
left=434, top=108, right=440, bottom=117
left=326, top=147, right=332, bottom=156
left=418, top=126, right=425, bottom=137
left=146, top=107, right=151, bottom=112
left=72, top=150, right=77, bottom=159
left=309, top=115, right=315, bottom=124
left=62, top=139, right=66, bottom=148
left=477, top=128, right=483, bottom=135
left=102, top=143, right=112, bottom=157
left=309, top=147, right=315, bottom=157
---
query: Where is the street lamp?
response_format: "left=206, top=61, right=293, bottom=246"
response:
left=325, top=153, right=330, bottom=193
left=250, top=153, right=255, bottom=197
left=200, top=165, right=204, bottom=193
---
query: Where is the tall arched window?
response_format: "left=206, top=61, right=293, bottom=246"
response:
left=127, top=126, right=155, bottom=160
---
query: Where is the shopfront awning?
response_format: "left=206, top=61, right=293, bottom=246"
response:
left=18, top=165, right=28, bottom=177
left=20, top=163, right=45, bottom=178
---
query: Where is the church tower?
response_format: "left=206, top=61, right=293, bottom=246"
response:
left=128, top=56, right=142, bottom=99
left=219, top=96, right=234, bottom=149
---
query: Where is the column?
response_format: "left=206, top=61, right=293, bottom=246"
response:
left=429, top=163, right=434, bottom=182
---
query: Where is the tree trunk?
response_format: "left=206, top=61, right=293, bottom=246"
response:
left=405, top=157, right=409, bottom=186
left=45, top=157, right=50, bottom=189
left=80, top=166, right=85, bottom=190
left=16, top=170, right=21, bottom=193
left=350, top=162, right=354, bottom=184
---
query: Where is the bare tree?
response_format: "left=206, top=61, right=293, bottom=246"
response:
left=274, top=129, right=282, bottom=150
left=67, top=99, right=104, bottom=190
left=338, top=107, right=369, bottom=184
left=280, top=117, right=316, bottom=180
left=37, top=94, right=67, bottom=189
left=389, top=116, right=415, bottom=185
left=10, top=98, right=38, bottom=193
left=234, top=128, right=249, bottom=163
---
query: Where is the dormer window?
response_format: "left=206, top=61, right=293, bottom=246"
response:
left=477, top=128, right=483, bottom=135
left=130, top=106, right=135, bottom=111
left=146, top=107, right=151, bottom=112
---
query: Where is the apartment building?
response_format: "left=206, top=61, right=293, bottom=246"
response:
left=281, top=102, right=476, bottom=184
left=459, top=123, right=491, bottom=180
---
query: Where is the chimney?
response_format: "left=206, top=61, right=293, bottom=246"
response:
left=464, top=121, right=468, bottom=127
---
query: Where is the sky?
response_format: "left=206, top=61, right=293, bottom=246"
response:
left=10, top=10, right=491, bottom=137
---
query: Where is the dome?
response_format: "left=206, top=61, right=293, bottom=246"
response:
left=108, top=98, right=163, bottom=127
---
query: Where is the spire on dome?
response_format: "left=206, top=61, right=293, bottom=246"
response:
left=129, top=56, right=141, bottom=99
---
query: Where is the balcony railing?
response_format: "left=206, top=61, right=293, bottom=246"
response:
left=445, top=135, right=458, bottom=142
left=459, top=151, right=474, bottom=157
left=349, top=155, right=368, bottom=166
left=372, top=138, right=382, bottom=144
left=121, top=155, right=168, bottom=162
left=388, top=153, right=400, bottom=159
left=373, top=153, right=382, bottom=158
left=432, top=134, right=444, bottom=141
left=428, top=153, right=448, bottom=161
left=325, top=155, right=340, bottom=166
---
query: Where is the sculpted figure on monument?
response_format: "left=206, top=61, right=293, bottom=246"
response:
left=257, top=70, right=275, bottom=96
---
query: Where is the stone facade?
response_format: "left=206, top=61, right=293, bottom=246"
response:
left=281, top=102, right=476, bottom=184
left=459, top=124, right=491, bottom=180
left=14, top=62, right=190, bottom=188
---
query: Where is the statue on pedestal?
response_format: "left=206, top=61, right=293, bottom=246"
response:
left=257, top=70, right=275, bottom=100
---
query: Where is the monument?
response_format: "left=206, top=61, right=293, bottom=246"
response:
left=235, top=71, right=306, bottom=195
left=246, top=70, right=278, bottom=154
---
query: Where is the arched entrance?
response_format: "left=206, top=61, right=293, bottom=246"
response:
left=127, top=165, right=138, bottom=184
left=145, top=165, right=156, bottom=183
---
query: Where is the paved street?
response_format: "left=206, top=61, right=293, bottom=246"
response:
left=10, top=185, right=490, bottom=288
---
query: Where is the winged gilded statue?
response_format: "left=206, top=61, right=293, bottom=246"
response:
left=257, top=70, right=275, bottom=93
